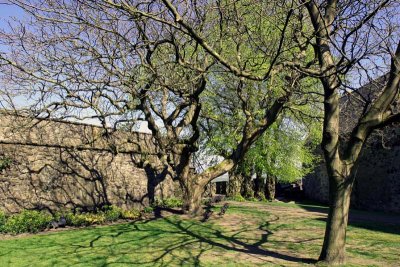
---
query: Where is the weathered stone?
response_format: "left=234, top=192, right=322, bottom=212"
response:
left=303, top=76, right=400, bottom=213
left=303, top=144, right=400, bottom=213
left=0, top=112, right=176, bottom=213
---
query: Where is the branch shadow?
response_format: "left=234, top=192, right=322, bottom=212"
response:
left=62, top=214, right=317, bottom=266
left=293, top=202, right=400, bottom=235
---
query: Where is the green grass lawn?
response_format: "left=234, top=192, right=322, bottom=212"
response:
left=0, top=202, right=399, bottom=266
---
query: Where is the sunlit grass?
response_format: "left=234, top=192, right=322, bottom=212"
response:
left=0, top=201, right=399, bottom=266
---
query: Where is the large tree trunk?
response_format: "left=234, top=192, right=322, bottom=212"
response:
left=265, top=175, right=276, bottom=201
left=182, top=182, right=204, bottom=216
left=241, top=174, right=254, bottom=198
left=227, top=171, right=243, bottom=197
left=319, top=178, right=353, bottom=265
left=253, top=171, right=266, bottom=200
left=144, top=165, right=169, bottom=205
left=301, top=2, right=400, bottom=265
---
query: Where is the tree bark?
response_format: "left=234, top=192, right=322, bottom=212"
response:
left=227, top=171, right=243, bottom=197
left=241, top=174, right=254, bottom=198
left=144, top=165, right=169, bottom=205
left=182, top=183, right=204, bottom=216
left=265, top=175, right=276, bottom=201
left=319, top=178, right=353, bottom=265
left=254, top=172, right=266, bottom=200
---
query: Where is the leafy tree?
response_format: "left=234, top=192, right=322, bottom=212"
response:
left=289, top=1, right=400, bottom=264
left=154, top=0, right=400, bottom=263
left=0, top=0, right=312, bottom=216
left=236, top=122, right=319, bottom=201
left=202, top=92, right=322, bottom=201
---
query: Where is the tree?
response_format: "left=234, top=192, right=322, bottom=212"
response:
left=0, top=0, right=308, bottom=216
left=238, top=122, right=319, bottom=201
left=204, top=108, right=321, bottom=201
left=0, top=0, right=216, bottom=214
left=122, top=0, right=400, bottom=263
left=289, top=0, right=400, bottom=264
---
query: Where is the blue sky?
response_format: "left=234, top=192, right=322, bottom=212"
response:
left=0, top=2, right=24, bottom=52
left=0, top=2, right=28, bottom=110
left=0, top=1, right=24, bottom=23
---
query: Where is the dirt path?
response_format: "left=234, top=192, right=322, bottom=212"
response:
left=210, top=201, right=400, bottom=266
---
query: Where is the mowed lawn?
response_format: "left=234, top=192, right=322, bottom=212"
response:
left=0, top=201, right=399, bottom=267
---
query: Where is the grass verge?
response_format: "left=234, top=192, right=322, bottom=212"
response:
left=0, top=201, right=399, bottom=266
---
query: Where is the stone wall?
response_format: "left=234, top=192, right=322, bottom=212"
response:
left=303, top=76, right=400, bottom=213
left=303, top=134, right=400, bottom=214
left=0, top=112, right=176, bottom=213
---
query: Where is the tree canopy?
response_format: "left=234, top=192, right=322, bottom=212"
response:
left=1, top=1, right=399, bottom=264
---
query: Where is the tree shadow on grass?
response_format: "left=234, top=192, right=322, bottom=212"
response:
left=296, top=203, right=400, bottom=235
left=65, top=213, right=317, bottom=266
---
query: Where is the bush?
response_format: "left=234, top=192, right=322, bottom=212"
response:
left=1, top=210, right=52, bottom=234
left=103, top=206, right=122, bottom=222
left=81, top=213, right=106, bottom=225
left=0, top=205, right=142, bottom=234
left=154, top=197, right=183, bottom=209
left=247, top=196, right=259, bottom=202
left=121, top=208, right=141, bottom=220
left=228, top=194, right=246, bottom=202
left=65, top=212, right=107, bottom=226
left=65, top=212, right=84, bottom=227
left=143, top=206, right=154, bottom=213
left=163, top=198, right=183, bottom=208
left=0, top=210, right=7, bottom=231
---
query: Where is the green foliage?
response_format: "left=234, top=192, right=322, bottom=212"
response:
left=66, top=206, right=138, bottom=226
left=121, top=208, right=141, bottom=220
left=143, top=206, right=154, bottom=214
left=1, top=203, right=398, bottom=267
left=163, top=198, right=183, bottom=208
left=65, top=212, right=112, bottom=227
left=0, top=205, right=141, bottom=234
left=200, top=0, right=322, bottom=160
left=0, top=210, right=6, bottom=231
left=246, top=196, right=259, bottom=202
left=79, top=213, right=106, bottom=225
left=103, top=206, right=123, bottom=222
left=1, top=210, right=52, bottom=234
left=227, top=194, right=246, bottom=202
left=239, top=122, right=320, bottom=184
left=64, top=212, right=90, bottom=227
left=199, top=1, right=323, bottom=185
left=153, top=198, right=183, bottom=209
left=85, top=213, right=107, bottom=225
left=0, top=157, right=12, bottom=172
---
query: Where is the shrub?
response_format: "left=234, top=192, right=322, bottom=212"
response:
left=121, top=208, right=141, bottom=220
left=201, top=198, right=212, bottom=205
left=247, top=196, right=259, bottom=202
left=65, top=212, right=89, bottom=227
left=1, top=210, right=52, bottom=234
left=154, top=197, right=183, bottom=209
left=103, top=206, right=122, bottom=222
left=0, top=205, right=142, bottom=234
left=164, top=198, right=183, bottom=208
left=0, top=210, right=7, bottom=232
left=65, top=212, right=107, bottom=226
left=228, top=194, right=246, bottom=202
left=81, top=213, right=106, bottom=225
left=143, top=206, right=154, bottom=213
